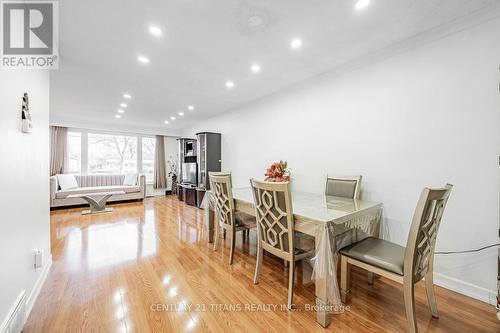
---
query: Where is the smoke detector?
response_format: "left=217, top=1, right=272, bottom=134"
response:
left=247, top=15, right=265, bottom=27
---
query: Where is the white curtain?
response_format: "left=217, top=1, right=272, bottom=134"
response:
left=154, top=135, right=167, bottom=189
left=49, top=126, right=68, bottom=176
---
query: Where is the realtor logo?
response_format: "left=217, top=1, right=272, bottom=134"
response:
left=1, top=0, right=58, bottom=69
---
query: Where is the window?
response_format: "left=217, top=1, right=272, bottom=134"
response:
left=67, top=131, right=81, bottom=173
left=66, top=130, right=161, bottom=184
left=142, top=137, right=156, bottom=182
left=88, top=133, right=137, bottom=174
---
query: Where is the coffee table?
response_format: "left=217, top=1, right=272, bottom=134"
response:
left=67, top=191, right=126, bottom=215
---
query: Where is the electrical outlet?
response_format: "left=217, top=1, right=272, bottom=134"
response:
left=34, top=250, right=43, bottom=269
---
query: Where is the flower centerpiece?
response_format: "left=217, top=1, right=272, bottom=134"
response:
left=264, top=160, right=290, bottom=182
left=167, top=156, right=178, bottom=194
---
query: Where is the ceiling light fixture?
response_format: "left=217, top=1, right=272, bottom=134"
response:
left=115, top=114, right=121, bottom=119
left=170, top=116, right=176, bottom=120
left=164, top=120, right=169, bottom=124
left=119, top=103, right=127, bottom=108
left=187, top=105, right=195, bottom=111
left=137, top=55, right=150, bottom=64
left=250, top=64, right=261, bottom=73
left=123, top=94, right=132, bottom=99
left=225, top=80, right=235, bottom=89
left=178, top=111, right=185, bottom=116
left=290, top=39, right=302, bottom=49
left=117, top=109, right=125, bottom=114
left=149, top=26, right=162, bottom=37
left=355, top=0, right=370, bottom=10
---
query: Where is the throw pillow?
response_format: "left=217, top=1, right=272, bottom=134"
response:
left=123, top=174, right=138, bottom=186
left=56, top=174, right=79, bottom=191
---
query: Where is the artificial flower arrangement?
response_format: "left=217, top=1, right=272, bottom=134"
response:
left=264, top=160, right=290, bottom=182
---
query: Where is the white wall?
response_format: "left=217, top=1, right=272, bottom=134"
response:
left=0, top=71, right=51, bottom=325
left=184, top=17, right=500, bottom=303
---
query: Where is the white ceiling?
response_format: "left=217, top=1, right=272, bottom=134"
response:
left=50, top=0, right=500, bottom=133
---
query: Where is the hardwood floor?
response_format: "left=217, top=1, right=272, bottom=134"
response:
left=25, top=196, right=498, bottom=332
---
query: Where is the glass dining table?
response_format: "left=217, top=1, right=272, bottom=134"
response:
left=202, top=187, right=383, bottom=327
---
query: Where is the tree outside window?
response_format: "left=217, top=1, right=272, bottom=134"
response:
left=88, top=133, right=138, bottom=174
left=142, top=137, right=156, bottom=182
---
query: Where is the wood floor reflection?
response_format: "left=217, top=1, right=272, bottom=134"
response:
left=25, top=196, right=498, bottom=332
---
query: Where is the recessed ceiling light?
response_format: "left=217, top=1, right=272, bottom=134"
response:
left=123, top=94, right=132, bottom=99
left=355, top=0, right=370, bottom=10
left=137, top=55, right=150, bottom=64
left=170, top=116, right=176, bottom=120
left=119, top=103, right=127, bottom=108
left=164, top=120, right=169, bottom=124
left=115, top=114, right=121, bottom=119
left=178, top=111, right=185, bottom=116
left=187, top=105, right=195, bottom=111
left=225, top=80, right=235, bottom=89
left=250, top=64, right=261, bottom=73
left=117, top=109, right=125, bottom=114
left=290, top=39, right=302, bottom=49
left=149, top=26, right=162, bottom=37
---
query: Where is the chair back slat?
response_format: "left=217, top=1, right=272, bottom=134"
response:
left=250, top=179, right=295, bottom=260
left=325, top=175, right=362, bottom=199
left=404, top=184, right=453, bottom=282
left=210, top=174, right=235, bottom=228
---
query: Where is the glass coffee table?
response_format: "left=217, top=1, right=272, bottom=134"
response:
left=67, top=191, right=126, bottom=215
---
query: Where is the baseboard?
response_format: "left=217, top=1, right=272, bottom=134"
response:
left=434, top=272, right=497, bottom=306
left=25, top=254, right=52, bottom=321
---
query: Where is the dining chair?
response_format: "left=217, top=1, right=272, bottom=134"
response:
left=339, top=184, right=453, bottom=333
left=250, top=179, right=314, bottom=309
left=325, top=175, right=362, bottom=199
left=210, top=173, right=256, bottom=265
left=326, top=175, right=364, bottom=248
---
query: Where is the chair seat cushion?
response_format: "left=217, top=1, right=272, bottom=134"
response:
left=339, top=237, right=405, bottom=275
left=234, top=211, right=256, bottom=229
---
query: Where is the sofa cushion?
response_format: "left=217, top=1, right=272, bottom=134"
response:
left=56, top=174, right=78, bottom=191
left=55, top=185, right=141, bottom=199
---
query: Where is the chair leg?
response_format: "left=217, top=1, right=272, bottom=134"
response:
left=213, top=224, right=220, bottom=251
left=229, top=229, right=236, bottom=265
left=242, top=229, right=246, bottom=243
left=254, top=241, right=263, bottom=284
left=287, top=259, right=295, bottom=309
left=340, top=255, right=350, bottom=303
left=425, top=270, right=439, bottom=318
left=367, top=272, right=375, bottom=285
left=223, top=230, right=226, bottom=239
left=403, top=281, right=418, bottom=333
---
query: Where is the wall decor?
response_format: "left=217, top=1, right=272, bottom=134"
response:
left=21, top=92, right=32, bottom=133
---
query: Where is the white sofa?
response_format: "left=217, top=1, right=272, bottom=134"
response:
left=50, top=174, right=146, bottom=208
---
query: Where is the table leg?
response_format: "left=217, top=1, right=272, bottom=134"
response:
left=81, top=194, right=114, bottom=215
left=315, top=282, right=331, bottom=327
left=206, top=206, right=215, bottom=243
left=314, top=228, right=331, bottom=328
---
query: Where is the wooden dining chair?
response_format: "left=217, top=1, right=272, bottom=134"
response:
left=209, top=171, right=250, bottom=241
left=326, top=175, right=364, bottom=250
left=340, top=184, right=453, bottom=333
left=210, top=173, right=256, bottom=265
left=250, top=179, right=314, bottom=309
left=325, top=175, right=362, bottom=199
